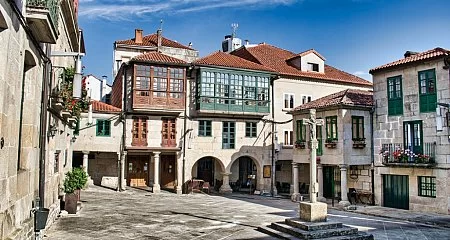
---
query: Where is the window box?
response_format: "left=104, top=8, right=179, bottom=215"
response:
left=325, top=139, right=337, bottom=148
left=295, top=140, right=306, bottom=149
left=352, top=138, right=366, bottom=149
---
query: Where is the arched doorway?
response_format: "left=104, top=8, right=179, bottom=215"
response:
left=229, top=156, right=258, bottom=192
left=191, top=157, right=225, bottom=189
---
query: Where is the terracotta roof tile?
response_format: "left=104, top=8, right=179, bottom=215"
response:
left=370, top=47, right=450, bottom=73
left=115, top=33, right=194, bottom=50
left=292, top=89, right=373, bottom=112
left=91, top=100, right=121, bottom=113
left=131, top=52, right=188, bottom=65
left=194, top=51, right=275, bottom=72
left=231, top=44, right=372, bottom=86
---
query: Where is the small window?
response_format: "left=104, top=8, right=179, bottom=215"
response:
left=96, top=120, right=111, bottom=136
left=418, top=176, right=436, bottom=198
left=387, top=75, right=403, bottom=116
left=284, top=93, right=295, bottom=109
left=284, top=130, right=294, bottom=146
left=325, top=116, right=338, bottom=140
left=245, top=122, right=257, bottom=138
left=307, top=63, right=319, bottom=72
left=351, top=116, right=364, bottom=140
left=222, top=121, right=235, bottom=149
left=199, top=120, right=212, bottom=137
left=418, top=69, right=437, bottom=113
left=301, top=95, right=312, bottom=105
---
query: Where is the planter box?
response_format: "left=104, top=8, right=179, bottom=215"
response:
left=325, top=142, right=337, bottom=148
left=353, top=143, right=366, bottom=149
left=295, top=143, right=306, bottom=149
left=65, top=193, right=78, bottom=214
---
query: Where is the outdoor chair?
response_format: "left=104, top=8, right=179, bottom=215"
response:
left=201, top=182, right=210, bottom=194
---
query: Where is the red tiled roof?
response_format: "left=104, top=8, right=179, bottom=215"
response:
left=194, top=51, right=275, bottom=72
left=289, top=49, right=326, bottom=61
left=369, top=47, right=450, bottom=73
left=115, top=33, right=194, bottom=50
left=292, top=89, right=373, bottom=112
left=231, top=44, right=372, bottom=86
left=91, top=100, right=121, bottom=113
left=131, top=52, right=188, bottom=65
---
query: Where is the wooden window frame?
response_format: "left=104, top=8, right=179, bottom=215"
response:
left=198, top=120, right=212, bottom=137
left=296, top=120, right=306, bottom=142
left=161, top=118, right=177, bottom=147
left=351, top=116, right=364, bottom=140
left=222, top=121, right=235, bottom=149
left=284, top=130, right=294, bottom=146
left=96, top=119, right=111, bottom=137
left=317, top=124, right=323, bottom=156
left=132, top=117, right=148, bottom=146
left=418, top=176, right=436, bottom=198
left=325, top=116, right=338, bottom=141
left=387, top=75, right=403, bottom=116
left=284, top=93, right=295, bottom=109
left=403, top=120, right=423, bottom=154
left=245, top=122, right=257, bottom=138
left=418, top=69, right=437, bottom=113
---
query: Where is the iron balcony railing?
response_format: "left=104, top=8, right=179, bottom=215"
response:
left=381, top=142, right=436, bottom=165
left=27, top=0, right=59, bottom=31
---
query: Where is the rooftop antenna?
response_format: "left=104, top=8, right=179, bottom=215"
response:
left=159, top=19, right=163, bottom=31
left=231, top=23, right=238, bottom=38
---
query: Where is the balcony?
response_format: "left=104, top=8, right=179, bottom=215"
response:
left=133, top=90, right=184, bottom=114
left=196, top=96, right=270, bottom=117
left=381, top=143, right=436, bottom=167
left=26, top=0, right=59, bottom=43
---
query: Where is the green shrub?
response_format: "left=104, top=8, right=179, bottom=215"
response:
left=63, top=167, right=88, bottom=194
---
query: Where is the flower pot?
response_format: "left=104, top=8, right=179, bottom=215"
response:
left=325, top=142, right=337, bottom=148
left=75, top=189, right=81, bottom=201
left=65, top=193, right=78, bottom=214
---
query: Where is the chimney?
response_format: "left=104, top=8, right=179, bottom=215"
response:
left=404, top=51, right=418, bottom=58
left=157, top=29, right=162, bottom=52
left=245, top=39, right=249, bottom=45
left=188, top=42, right=192, bottom=48
left=135, top=29, right=143, bottom=44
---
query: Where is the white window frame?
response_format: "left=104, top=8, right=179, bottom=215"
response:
left=283, top=130, right=294, bottom=146
left=283, top=93, right=295, bottom=109
left=301, top=94, right=312, bottom=105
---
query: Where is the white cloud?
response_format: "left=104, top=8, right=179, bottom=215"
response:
left=79, top=0, right=298, bottom=20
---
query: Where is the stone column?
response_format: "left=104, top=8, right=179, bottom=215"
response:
left=176, top=155, right=182, bottom=195
left=121, top=151, right=127, bottom=190
left=339, top=164, right=350, bottom=207
left=291, top=163, right=300, bottom=201
left=83, top=151, right=93, bottom=186
left=219, top=172, right=233, bottom=193
left=317, top=164, right=326, bottom=202
left=153, top=152, right=161, bottom=193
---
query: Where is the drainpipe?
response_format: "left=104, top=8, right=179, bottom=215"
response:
left=181, top=69, right=189, bottom=194
left=271, top=77, right=276, bottom=197
left=17, top=63, right=27, bottom=170
left=370, top=105, right=375, bottom=205
left=119, top=64, right=128, bottom=191
left=38, top=45, right=52, bottom=207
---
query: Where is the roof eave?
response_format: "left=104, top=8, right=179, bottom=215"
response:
left=195, top=64, right=276, bottom=75
left=131, top=59, right=189, bottom=67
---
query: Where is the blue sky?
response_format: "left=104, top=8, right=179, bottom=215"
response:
left=78, top=0, right=449, bottom=83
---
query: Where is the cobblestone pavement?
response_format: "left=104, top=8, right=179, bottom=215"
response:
left=44, top=186, right=450, bottom=240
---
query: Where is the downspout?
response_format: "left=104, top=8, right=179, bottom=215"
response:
left=17, top=65, right=27, bottom=170
left=370, top=104, right=375, bottom=205
left=182, top=67, right=189, bottom=194
left=38, top=45, right=52, bottom=207
left=271, top=76, right=276, bottom=196
left=119, top=64, right=128, bottom=191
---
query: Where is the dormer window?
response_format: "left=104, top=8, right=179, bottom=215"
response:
left=307, top=62, right=319, bottom=72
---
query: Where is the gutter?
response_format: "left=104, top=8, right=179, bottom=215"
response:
left=370, top=104, right=375, bottom=205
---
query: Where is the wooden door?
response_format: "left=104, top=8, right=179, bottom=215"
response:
left=127, top=156, right=149, bottom=187
left=162, top=118, right=176, bottom=147
left=323, top=166, right=334, bottom=198
left=160, top=155, right=176, bottom=188
left=132, top=117, right=148, bottom=146
left=383, top=174, right=409, bottom=210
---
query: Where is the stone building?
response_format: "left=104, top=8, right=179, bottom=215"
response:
left=290, top=89, right=374, bottom=206
left=72, top=100, right=122, bottom=190
left=370, top=48, right=450, bottom=214
left=83, top=75, right=112, bottom=103
left=231, top=45, right=373, bottom=194
left=0, top=0, right=84, bottom=239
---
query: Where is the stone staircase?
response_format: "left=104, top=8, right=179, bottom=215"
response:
left=257, top=218, right=373, bottom=239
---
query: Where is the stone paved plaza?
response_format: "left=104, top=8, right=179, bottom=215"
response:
left=44, top=186, right=450, bottom=240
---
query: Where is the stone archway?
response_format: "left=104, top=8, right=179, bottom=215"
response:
left=191, top=156, right=225, bottom=188
left=227, top=155, right=263, bottom=193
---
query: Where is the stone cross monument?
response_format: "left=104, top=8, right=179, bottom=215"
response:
left=302, top=109, right=324, bottom=203
left=299, top=109, right=327, bottom=222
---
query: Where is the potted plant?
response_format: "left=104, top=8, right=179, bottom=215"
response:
left=63, top=167, right=88, bottom=214
left=325, top=138, right=337, bottom=148
left=352, top=138, right=366, bottom=148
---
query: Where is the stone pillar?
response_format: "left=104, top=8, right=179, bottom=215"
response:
left=121, top=151, right=127, bottom=190
left=219, top=172, right=233, bottom=193
left=153, top=152, right=161, bottom=193
left=291, top=163, right=300, bottom=201
left=176, top=154, right=182, bottom=195
left=317, top=164, right=326, bottom=202
left=83, top=151, right=93, bottom=186
left=339, top=164, right=350, bottom=207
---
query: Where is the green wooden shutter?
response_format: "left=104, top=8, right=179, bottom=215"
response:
left=387, top=76, right=403, bottom=116
left=419, top=69, right=437, bottom=113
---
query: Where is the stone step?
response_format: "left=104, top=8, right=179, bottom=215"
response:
left=257, top=226, right=300, bottom=240
left=319, top=232, right=374, bottom=240
left=270, top=222, right=359, bottom=239
left=285, top=218, right=343, bottom=231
